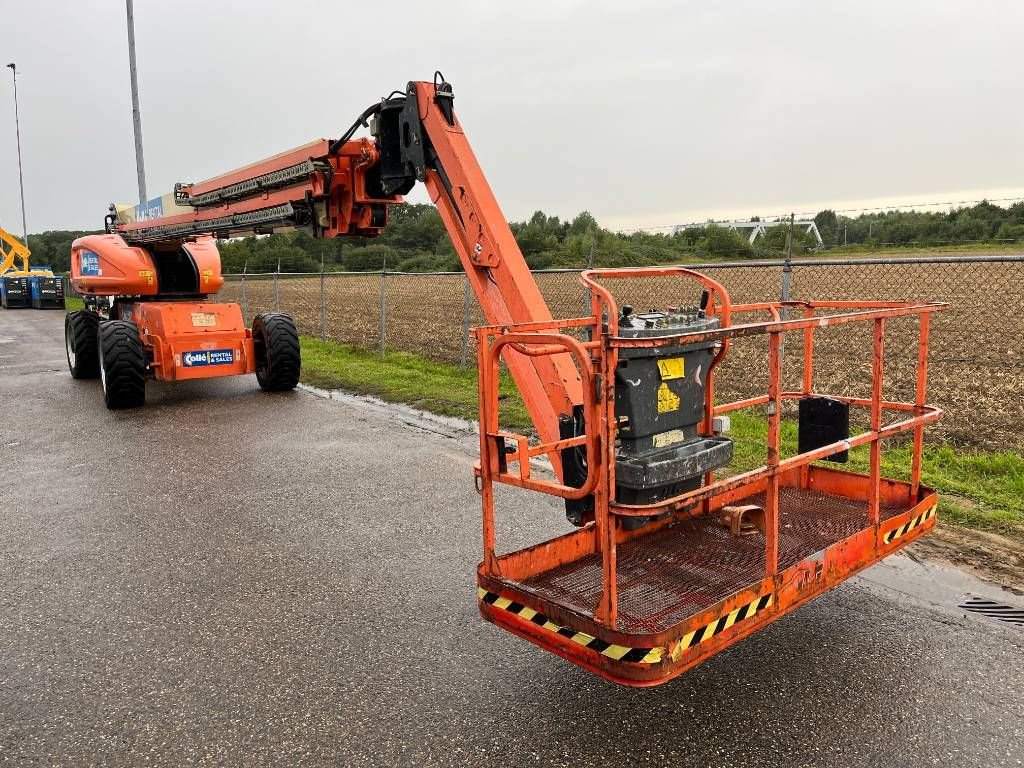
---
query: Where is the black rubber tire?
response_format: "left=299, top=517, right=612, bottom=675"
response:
left=98, top=320, right=146, bottom=409
left=65, top=310, right=100, bottom=379
left=252, top=312, right=300, bottom=392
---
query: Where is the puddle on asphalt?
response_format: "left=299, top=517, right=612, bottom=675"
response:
left=857, top=552, right=1024, bottom=627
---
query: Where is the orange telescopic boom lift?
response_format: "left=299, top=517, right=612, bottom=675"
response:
left=73, top=74, right=945, bottom=684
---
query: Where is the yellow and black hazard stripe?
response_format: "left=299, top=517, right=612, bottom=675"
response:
left=883, top=503, right=936, bottom=544
left=671, top=592, right=774, bottom=661
left=477, top=588, right=664, bottom=664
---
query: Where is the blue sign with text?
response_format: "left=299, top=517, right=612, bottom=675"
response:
left=182, top=349, right=234, bottom=367
left=80, top=251, right=101, bottom=276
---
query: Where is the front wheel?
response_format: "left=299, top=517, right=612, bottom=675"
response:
left=98, top=320, right=146, bottom=409
left=252, top=312, right=300, bottom=392
left=65, top=310, right=100, bottom=379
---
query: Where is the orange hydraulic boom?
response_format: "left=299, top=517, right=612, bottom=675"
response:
left=89, top=75, right=581, bottom=442
left=83, top=74, right=944, bottom=685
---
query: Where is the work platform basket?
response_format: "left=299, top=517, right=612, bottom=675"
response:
left=473, top=266, right=944, bottom=686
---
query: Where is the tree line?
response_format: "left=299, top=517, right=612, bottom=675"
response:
left=21, top=199, right=1024, bottom=274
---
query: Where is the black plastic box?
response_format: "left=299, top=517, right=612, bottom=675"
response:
left=798, top=396, right=850, bottom=463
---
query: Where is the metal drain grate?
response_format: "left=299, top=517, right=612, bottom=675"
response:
left=959, top=597, right=1024, bottom=626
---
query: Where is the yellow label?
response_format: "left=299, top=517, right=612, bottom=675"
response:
left=653, top=429, right=686, bottom=448
left=657, top=383, right=681, bottom=413
left=657, top=357, right=685, bottom=380
left=191, top=312, right=217, bottom=327
left=201, top=269, right=213, bottom=284
left=138, top=270, right=154, bottom=286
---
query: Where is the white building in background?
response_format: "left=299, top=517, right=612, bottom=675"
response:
left=672, top=219, right=824, bottom=247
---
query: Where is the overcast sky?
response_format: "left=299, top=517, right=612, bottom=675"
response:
left=1, top=0, right=1022, bottom=234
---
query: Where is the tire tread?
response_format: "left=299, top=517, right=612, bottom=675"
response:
left=254, top=312, right=300, bottom=391
left=66, top=310, right=100, bottom=379
left=99, top=320, right=146, bottom=408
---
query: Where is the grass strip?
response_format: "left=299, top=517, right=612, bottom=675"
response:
left=301, top=337, right=1023, bottom=539
left=301, top=337, right=531, bottom=428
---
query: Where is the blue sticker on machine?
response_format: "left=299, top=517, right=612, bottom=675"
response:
left=135, top=197, right=164, bottom=222
left=80, top=251, right=101, bottom=276
left=182, top=349, right=234, bottom=367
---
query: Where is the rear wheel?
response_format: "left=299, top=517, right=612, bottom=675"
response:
left=252, top=312, right=300, bottom=391
left=98, top=320, right=146, bottom=409
left=65, top=310, right=100, bottom=379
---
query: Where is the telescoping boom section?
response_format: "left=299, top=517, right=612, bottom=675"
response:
left=89, top=76, right=945, bottom=685
left=0, top=227, right=33, bottom=275
left=101, top=75, right=581, bottom=443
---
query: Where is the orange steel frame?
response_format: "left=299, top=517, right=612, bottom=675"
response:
left=417, top=94, right=583, bottom=448
left=69, top=233, right=256, bottom=384
left=106, top=77, right=946, bottom=684
left=113, top=81, right=582, bottom=448
left=474, top=267, right=945, bottom=686
left=118, top=300, right=256, bottom=382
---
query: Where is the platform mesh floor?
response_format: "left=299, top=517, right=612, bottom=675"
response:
left=516, top=487, right=906, bottom=635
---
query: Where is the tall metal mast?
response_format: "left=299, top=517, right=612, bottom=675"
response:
left=5, top=63, right=28, bottom=247
left=125, top=0, right=147, bottom=204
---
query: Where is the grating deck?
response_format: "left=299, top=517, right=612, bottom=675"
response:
left=515, top=487, right=907, bottom=635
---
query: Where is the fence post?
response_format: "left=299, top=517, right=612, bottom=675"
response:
left=782, top=213, right=794, bottom=305
left=241, top=261, right=248, bottom=320
left=274, top=260, right=280, bottom=311
left=460, top=275, right=472, bottom=368
left=319, top=252, right=327, bottom=342
left=582, top=242, right=595, bottom=316
left=780, top=213, right=794, bottom=361
left=379, top=257, right=388, bottom=357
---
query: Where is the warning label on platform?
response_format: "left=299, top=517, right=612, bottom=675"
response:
left=657, top=383, right=681, bottom=413
left=657, top=357, right=685, bottom=380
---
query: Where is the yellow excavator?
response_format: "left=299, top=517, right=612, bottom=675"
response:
left=0, top=226, right=63, bottom=309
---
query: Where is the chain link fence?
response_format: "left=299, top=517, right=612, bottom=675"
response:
left=217, top=255, right=1023, bottom=450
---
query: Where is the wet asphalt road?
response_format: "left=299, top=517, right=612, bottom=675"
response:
left=1, top=309, right=1022, bottom=767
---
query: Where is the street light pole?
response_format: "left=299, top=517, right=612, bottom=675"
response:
left=125, top=0, right=147, bottom=205
left=6, top=63, right=28, bottom=247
